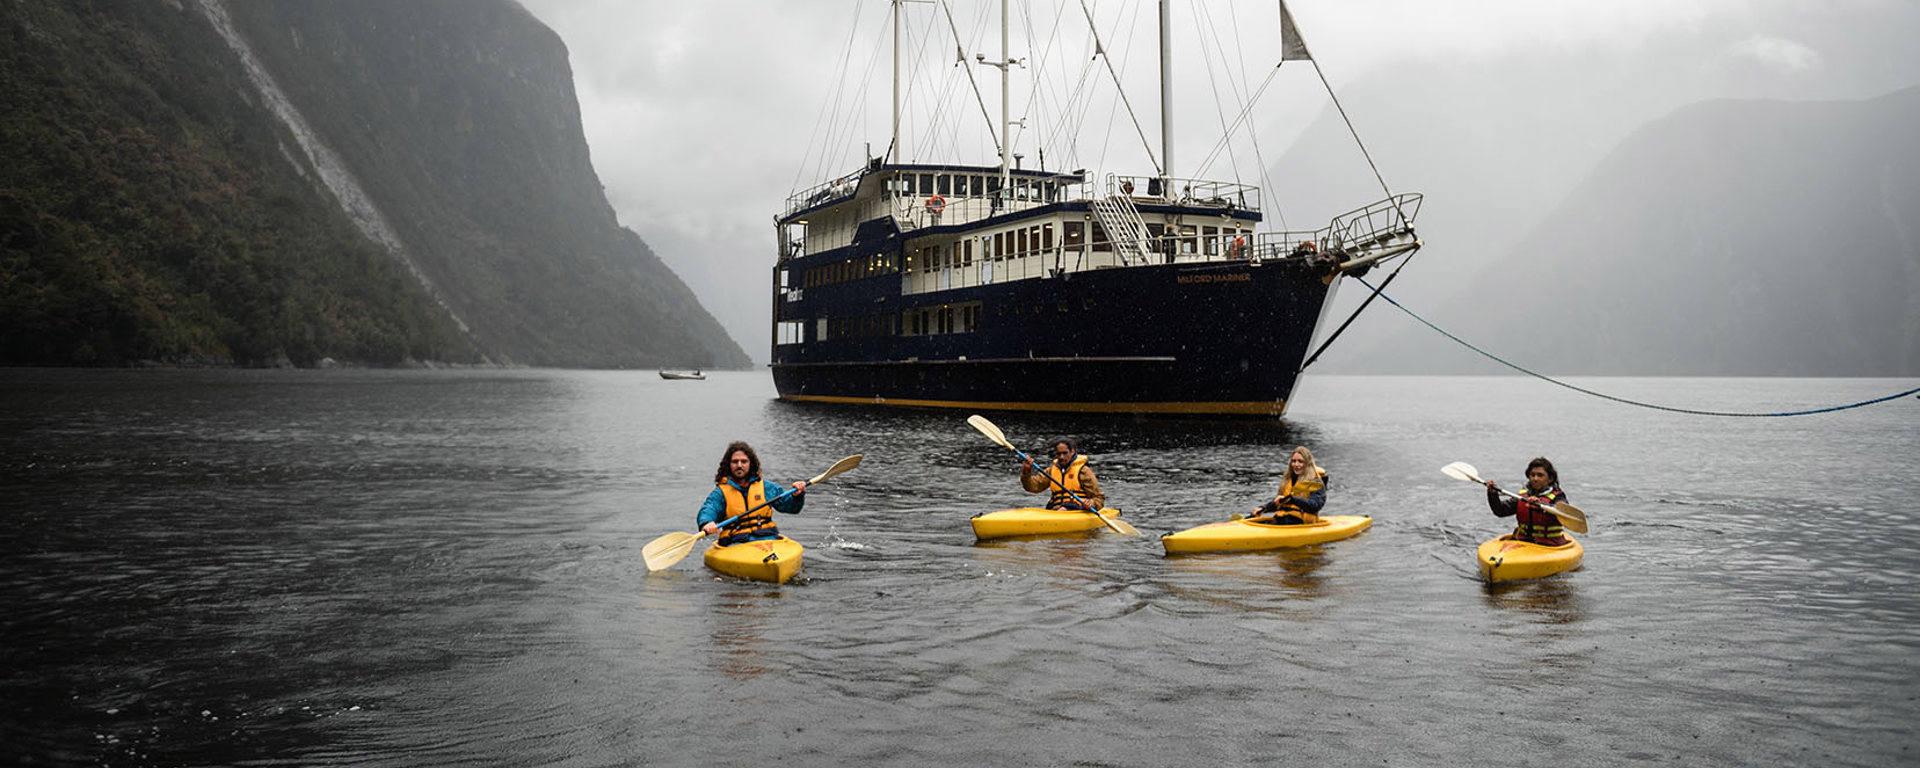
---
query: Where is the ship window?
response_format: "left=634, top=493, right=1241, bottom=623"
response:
left=1091, top=223, right=1111, bottom=252
left=962, top=239, right=973, bottom=267
left=1204, top=226, right=1219, bottom=256
left=1043, top=224, right=1054, bottom=250
left=919, top=174, right=934, bottom=195
left=938, top=174, right=951, bottom=196
left=1065, top=221, right=1084, bottom=246
left=994, top=231, right=1005, bottom=260
left=1083, top=298, right=1096, bottom=310
left=1058, top=301, right=1068, bottom=313
left=1017, top=227, right=1029, bottom=255
left=777, top=321, right=804, bottom=345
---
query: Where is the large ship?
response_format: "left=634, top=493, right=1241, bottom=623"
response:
left=771, top=1, right=1421, bottom=417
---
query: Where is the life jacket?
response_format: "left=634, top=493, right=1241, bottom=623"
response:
left=1046, top=454, right=1091, bottom=509
left=716, top=476, right=779, bottom=545
left=1512, top=486, right=1567, bottom=545
left=1274, top=469, right=1327, bottom=523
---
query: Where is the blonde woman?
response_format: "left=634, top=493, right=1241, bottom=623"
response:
left=1252, top=446, right=1327, bottom=525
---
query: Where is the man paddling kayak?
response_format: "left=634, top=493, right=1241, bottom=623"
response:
left=1251, top=445, right=1327, bottom=524
left=1019, top=439, right=1105, bottom=511
left=1485, top=457, right=1569, bottom=546
left=698, top=441, right=808, bottom=545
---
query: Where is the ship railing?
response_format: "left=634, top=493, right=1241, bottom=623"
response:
left=1245, top=193, right=1423, bottom=266
left=784, top=167, right=869, bottom=220
left=1100, top=174, right=1261, bottom=212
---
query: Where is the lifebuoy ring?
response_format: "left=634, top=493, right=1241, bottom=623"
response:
left=925, top=195, right=946, bottom=215
left=1295, top=240, right=1317, bottom=254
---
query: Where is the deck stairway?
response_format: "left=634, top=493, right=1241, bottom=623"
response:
left=1089, top=193, right=1156, bottom=265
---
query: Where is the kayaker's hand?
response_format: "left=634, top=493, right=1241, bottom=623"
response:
left=791, top=480, right=808, bottom=494
left=702, top=522, right=719, bottom=534
left=1484, top=480, right=1497, bottom=490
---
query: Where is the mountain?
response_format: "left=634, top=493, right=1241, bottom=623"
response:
left=0, top=0, right=749, bottom=369
left=1339, top=85, right=1920, bottom=376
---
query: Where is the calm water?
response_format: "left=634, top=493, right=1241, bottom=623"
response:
left=2, top=369, right=1917, bottom=766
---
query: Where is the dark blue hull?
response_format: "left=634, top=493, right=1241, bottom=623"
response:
left=772, top=259, right=1336, bottom=416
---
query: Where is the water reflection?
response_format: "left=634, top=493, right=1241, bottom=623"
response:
left=708, top=589, right=784, bottom=680
left=1161, top=546, right=1331, bottom=599
left=1481, top=577, right=1587, bottom=628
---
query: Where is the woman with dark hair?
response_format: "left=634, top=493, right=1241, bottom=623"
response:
left=696, top=441, right=807, bottom=546
left=1485, top=457, right=1568, bottom=546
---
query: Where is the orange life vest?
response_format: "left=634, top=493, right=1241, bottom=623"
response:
left=717, top=478, right=778, bottom=545
left=1046, top=454, right=1091, bottom=509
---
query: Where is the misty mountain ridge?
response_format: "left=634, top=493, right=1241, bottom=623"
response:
left=1, top=0, right=747, bottom=369
left=1333, top=84, right=1920, bottom=376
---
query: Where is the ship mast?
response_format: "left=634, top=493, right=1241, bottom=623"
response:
left=891, top=0, right=900, bottom=163
left=999, top=0, right=1011, bottom=190
left=1158, top=0, right=1172, bottom=187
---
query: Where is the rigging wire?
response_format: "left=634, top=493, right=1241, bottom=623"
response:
left=935, top=0, right=1000, bottom=159
left=1075, top=0, right=1162, bottom=176
left=796, top=0, right=873, bottom=193
left=1352, top=277, right=1920, bottom=418
left=1286, top=5, right=1407, bottom=224
left=1193, top=1, right=1241, bottom=186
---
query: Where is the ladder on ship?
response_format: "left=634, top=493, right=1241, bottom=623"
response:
left=1090, top=191, right=1155, bottom=266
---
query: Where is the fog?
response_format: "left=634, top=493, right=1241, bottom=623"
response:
left=518, top=0, right=1920, bottom=370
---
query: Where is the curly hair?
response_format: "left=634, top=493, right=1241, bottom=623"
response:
left=713, top=441, right=761, bottom=485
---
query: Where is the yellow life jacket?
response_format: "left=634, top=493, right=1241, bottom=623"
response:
left=1274, top=468, right=1327, bottom=523
left=718, top=478, right=778, bottom=544
left=1046, top=454, right=1090, bottom=509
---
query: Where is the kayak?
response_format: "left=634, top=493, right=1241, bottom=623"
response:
left=1161, top=515, right=1371, bottom=554
left=1476, top=534, right=1582, bottom=582
left=971, top=507, right=1125, bottom=540
left=703, top=536, right=804, bottom=583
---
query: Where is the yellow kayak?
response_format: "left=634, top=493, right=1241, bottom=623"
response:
left=1161, top=514, right=1371, bottom=554
left=971, top=507, right=1125, bottom=540
left=703, top=536, right=804, bottom=583
left=1476, top=534, right=1582, bottom=582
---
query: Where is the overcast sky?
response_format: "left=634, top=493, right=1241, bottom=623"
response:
left=517, top=0, right=1917, bottom=365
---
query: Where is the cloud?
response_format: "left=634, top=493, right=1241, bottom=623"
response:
left=1724, top=34, right=1822, bottom=72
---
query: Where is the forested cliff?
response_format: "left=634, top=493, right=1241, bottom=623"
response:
left=0, top=0, right=749, bottom=369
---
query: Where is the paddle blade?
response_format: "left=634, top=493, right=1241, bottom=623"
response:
left=809, top=454, right=864, bottom=484
left=966, top=414, right=1014, bottom=450
left=1551, top=502, right=1590, bottom=534
left=1440, top=461, right=1483, bottom=484
left=1102, top=513, right=1141, bottom=537
left=642, top=531, right=702, bottom=571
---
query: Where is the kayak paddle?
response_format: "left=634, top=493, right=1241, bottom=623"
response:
left=642, top=453, right=864, bottom=572
left=1441, top=461, right=1588, bottom=534
left=966, top=414, right=1139, bottom=536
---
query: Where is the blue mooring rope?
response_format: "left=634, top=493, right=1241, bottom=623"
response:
left=1354, top=277, right=1920, bottom=417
